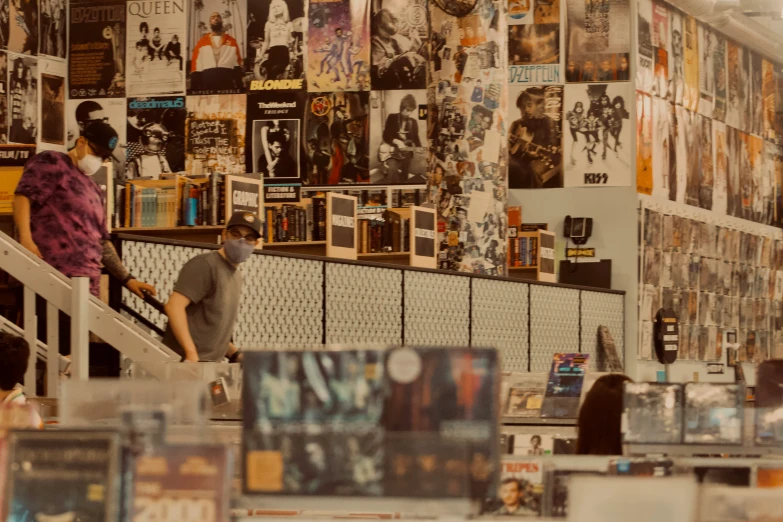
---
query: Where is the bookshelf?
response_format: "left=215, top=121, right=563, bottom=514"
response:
left=508, top=229, right=556, bottom=283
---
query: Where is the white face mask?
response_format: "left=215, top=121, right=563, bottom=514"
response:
left=77, top=153, right=103, bottom=176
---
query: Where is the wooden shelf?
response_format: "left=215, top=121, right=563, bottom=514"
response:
left=357, top=252, right=410, bottom=258
left=264, top=241, right=326, bottom=247
left=116, top=226, right=224, bottom=232
left=509, top=266, right=538, bottom=270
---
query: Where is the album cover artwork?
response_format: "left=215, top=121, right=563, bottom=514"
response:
left=751, top=52, right=764, bottom=137
left=548, top=470, right=605, bottom=518
left=307, top=0, right=371, bottom=92
left=125, top=95, right=186, bottom=179
left=636, top=91, right=653, bottom=194
left=187, top=0, right=247, bottom=95
left=246, top=0, right=306, bottom=88
left=726, top=126, right=740, bottom=217
left=185, top=94, right=247, bottom=176
left=0, top=52, right=7, bottom=144
left=510, top=24, right=561, bottom=84
left=553, top=437, right=577, bottom=455
left=68, top=0, right=125, bottom=98
left=755, top=360, right=783, bottom=445
left=4, top=431, right=120, bottom=522
left=483, top=458, right=543, bottom=516
left=682, top=16, right=698, bottom=112
left=7, top=54, right=36, bottom=145
left=512, top=434, right=553, bottom=457
left=652, top=2, right=668, bottom=98
left=509, top=85, right=562, bottom=189
left=709, top=121, right=727, bottom=214
left=668, top=10, right=683, bottom=105
left=246, top=91, right=305, bottom=183
left=623, top=383, right=683, bottom=444
left=541, top=353, right=589, bottom=419
left=683, top=383, right=743, bottom=445
left=698, top=116, right=713, bottom=210
left=696, top=23, right=713, bottom=118
left=126, top=0, right=186, bottom=96
left=39, top=59, right=66, bottom=149
left=131, top=444, right=230, bottom=522
left=566, top=0, right=631, bottom=83
left=635, top=0, right=653, bottom=93
left=369, top=89, right=428, bottom=185
left=712, top=34, right=726, bottom=122
left=8, top=0, right=37, bottom=55
left=39, top=0, right=66, bottom=59
left=304, top=91, right=369, bottom=185
left=506, top=383, right=545, bottom=418
left=651, top=96, right=671, bottom=200
left=726, top=41, right=744, bottom=129
left=678, top=320, right=690, bottom=359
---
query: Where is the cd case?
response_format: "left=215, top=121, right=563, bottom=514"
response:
left=623, top=383, right=683, bottom=444
left=242, top=347, right=498, bottom=499
left=683, top=383, right=744, bottom=445
left=483, top=458, right=544, bottom=516
left=540, top=354, right=589, bottom=419
left=4, top=430, right=121, bottom=522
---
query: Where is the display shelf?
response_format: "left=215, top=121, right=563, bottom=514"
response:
left=115, top=226, right=224, bottom=232
left=233, top=495, right=473, bottom=518
left=264, top=241, right=327, bottom=248
left=624, top=443, right=783, bottom=457
left=502, top=416, right=577, bottom=426
left=357, top=252, right=410, bottom=258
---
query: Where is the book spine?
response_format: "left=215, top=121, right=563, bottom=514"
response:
left=521, top=237, right=527, bottom=267
left=531, top=237, right=538, bottom=267
left=275, top=208, right=283, bottom=242
left=306, top=201, right=313, bottom=242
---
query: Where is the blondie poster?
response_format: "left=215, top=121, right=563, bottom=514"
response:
left=247, top=0, right=306, bottom=88
left=303, top=92, right=369, bottom=185
left=682, top=16, right=698, bottom=113
left=565, top=0, right=631, bottom=83
left=126, top=95, right=186, bottom=178
left=636, top=90, right=652, bottom=194
left=246, top=91, right=305, bottom=183
left=563, top=83, right=631, bottom=187
left=185, top=94, right=247, bottom=175
left=68, top=0, right=126, bottom=99
left=508, top=85, right=562, bottom=189
left=126, top=0, right=187, bottom=96
left=370, top=0, right=428, bottom=90
left=307, top=0, right=371, bottom=92
left=187, top=0, right=247, bottom=95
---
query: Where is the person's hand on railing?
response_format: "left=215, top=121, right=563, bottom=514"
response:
left=20, top=236, right=43, bottom=259
left=126, top=279, right=157, bottom=299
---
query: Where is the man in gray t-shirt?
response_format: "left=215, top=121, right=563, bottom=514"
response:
left=163, top=212, right=262, bottom=362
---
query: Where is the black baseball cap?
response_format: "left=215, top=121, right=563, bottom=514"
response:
left=81, top=121, right=119, bottom=160
left=227, top=211, right=263, bottom=239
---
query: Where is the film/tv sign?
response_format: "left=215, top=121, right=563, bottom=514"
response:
left=410, top=206, right=436, bottom=269
left=327, top=192, right=357, bottom=260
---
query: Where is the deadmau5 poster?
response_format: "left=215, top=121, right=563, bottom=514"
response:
left=126, top=95, right=186, bottom=178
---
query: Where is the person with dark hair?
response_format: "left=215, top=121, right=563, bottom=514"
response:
left=576, top=374, right=633, bottom=455
left=508, top=87, right=560, bottom=188
left=0, top=332, right=43, bottom=428
left=307, top=137, right=331, bottom=185
left=190, top=11, right=243, bottom=91
left=150, top=27, right=164, bottom=60
left=493, top=478, right=536, bottom=515
left=258, top=126, right=296, bottom=178
left=565, top=101, right=586, bottom=166
left=378, top=94, right=422, bottom=184
left=165, top=34, right=182, bottom=70
left=528, top=434, right=544, bottom=455
left=138, top=21, right=150, bottom=50
left=371, top=9, right=424, bottom=89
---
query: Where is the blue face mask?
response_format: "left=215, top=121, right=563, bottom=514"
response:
left=223, top=238, right=255, bottom=264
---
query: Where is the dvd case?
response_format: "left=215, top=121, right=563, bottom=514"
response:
left=512, top=434, right=553, bottom=457
left=4, top=430, right=121, bottom=522
left=483, top=458, right=544, bottom=516
left=540, top=354, right=589, bottom=419
left=683, top=383, right=744, bottom=445
left=505, top=383, right=545, bottom=418
left=623, top=383, right=683, bottom=444
left=242, top=347, right=499, bottom=499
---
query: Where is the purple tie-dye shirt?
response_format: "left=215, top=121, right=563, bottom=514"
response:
left=15, top=151, right=108, bottom=296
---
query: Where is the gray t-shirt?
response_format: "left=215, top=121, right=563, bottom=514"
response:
left=162, top=251, right=243, bottom=361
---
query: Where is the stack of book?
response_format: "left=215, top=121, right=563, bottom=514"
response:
left=510, top=235, right=538, bottom=268
left=263, top=197, right=326, bottom=244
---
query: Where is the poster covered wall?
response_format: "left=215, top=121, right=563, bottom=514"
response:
left=126, top=0, right=186, bottom=96
left=68, top=0, right=125, bottom=99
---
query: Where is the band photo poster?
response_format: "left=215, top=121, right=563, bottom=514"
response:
left=40, top=0, right=67, bottom=60
left=307, top=0, right=371, bottom=92
left=38, top=57, right=66, bottom=150
left=563, top=82, right=631, bottom=187
left=68, top=0, right=125, bottom=99
left=7, top=54, right=38, bottom=145
left=508, top=0, right=561, bottom=85
left=371, top=0, right=428, bottom=90
left=126, top=0, right=187, bottom=96
left=566, top=0, right=630, bottom=83
left=187, top=0, right=247, bottom=95
left=126, top=95, right=186, bottom=179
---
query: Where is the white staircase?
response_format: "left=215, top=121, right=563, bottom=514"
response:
left=0, top=230, right=178, bottom=396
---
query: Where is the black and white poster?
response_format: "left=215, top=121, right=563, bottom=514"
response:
left=185, top=94, right=247, bottom=176
left=697, top=23, right=713, bottom=118
left=369, top=89, right=428, bottom=184
left=712, top=33, right=726, bottom=122
left=726, top=125, right=740, bottom=217
left=246, top=0, right=306, bottom=89
left=713, top=120, right=727, bottom=215
left=564, top=83, right=631, bottom=187
left=699, top=115, right=712, bottom=210
left=651, top=96, right=670, bottom=200
left=38, top=58, right=66, bottom=150
left=636, top=0, right=653, bottom=93
left=68, top=0, right=126, bottom=98
left=304, top=92, right=370, bottom=185
left=509, top=84, right=562, bottom=188
left=40, top=0, right=66, bottom=59
left=126, top=95, right=186, bottom=178
left=0, top=2, right=8, bottom=51
left=0, top=52, right=7, bottom=144
left=126, top=0, right=186, bottom=96
left=66, top=97, right=127, bottom=171
left=566, top=0, right=631, bottom=83
left=726, top=41, right=744, bottom=131
left=370, top=0, right=428, bottom=90
left=247, top=91, right=305, bottom=183
left=8, top=0, right=37, bottom=55
left=8, top=54, right=37, bottom=144
left=673, top=105, right=687, bottom=204
left=187, top=0, right=246, bottom=95
left=751, top=51, right=763, bottom=138
left=668, top=9, right=683, bottom=105
left=682, top=108, right=700, bottom=208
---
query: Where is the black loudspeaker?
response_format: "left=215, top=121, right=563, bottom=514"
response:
left=558, top=260, right=611, bottom=289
